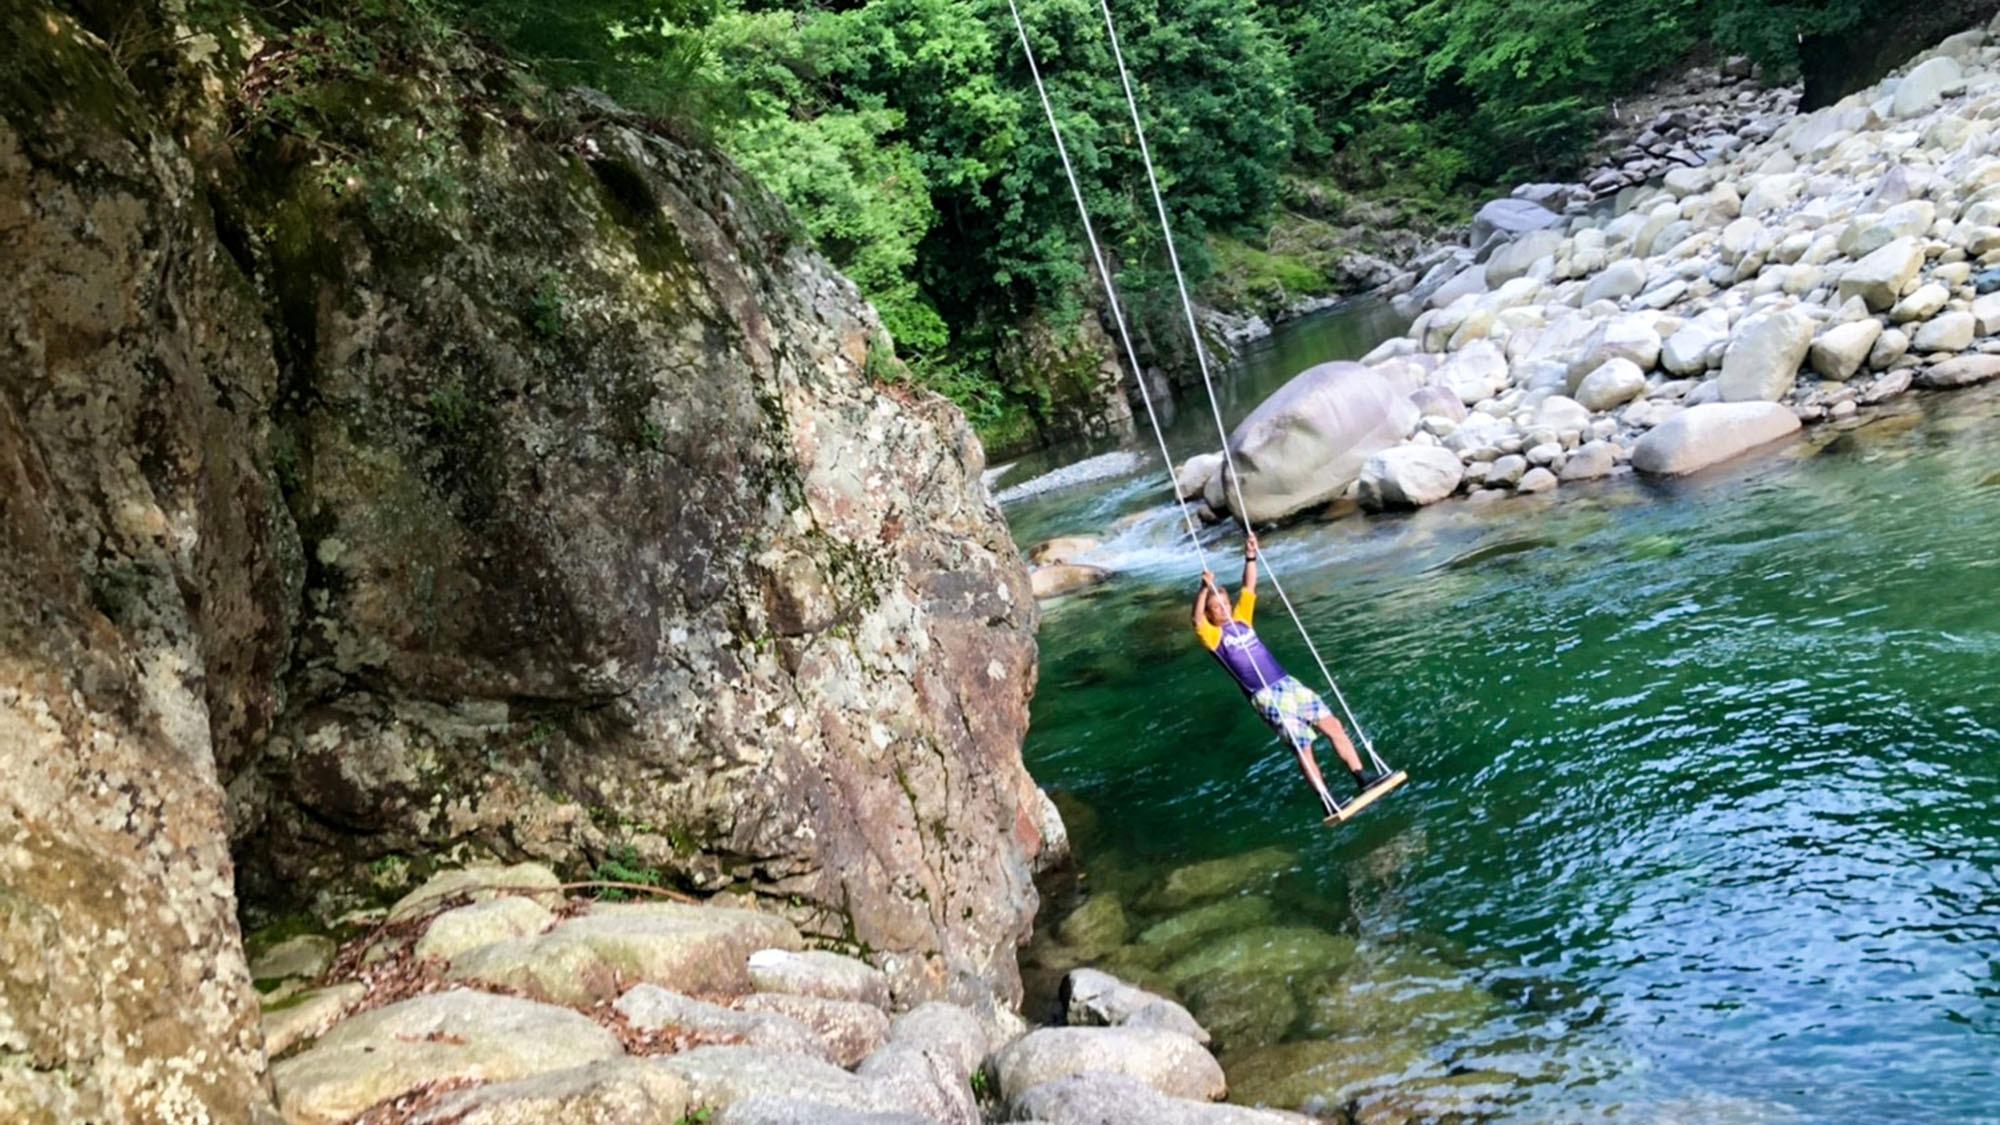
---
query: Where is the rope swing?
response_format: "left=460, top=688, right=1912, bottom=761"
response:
left=1004, top=0, right=1394, bottom=783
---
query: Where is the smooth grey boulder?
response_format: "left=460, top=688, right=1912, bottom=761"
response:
left=1223, top=363, right=1420, bottom=523
left=1558, top=441, right=1617, bottom=482
left=1581, top=259, right=1647, bottom=305
left=414, top=897, right=554, bottom=963
left=1357, top=446, right=1466, bottom=511
left=1574, top=358, right=1647, bottom=411
left=739, top=992, right=891, bottom=1068
left=1918, top=354, right=2000, bottom=387
left=1014, top=1074, right=1313, bottom=1125
left=1662, top=310, right=1731, bottom=376
left=1837, top=238, right=1925, bottom=311
left=1809, top=320, right=1884, bottom=381
left=1631, top=403, right=1802, bottom=475
left=1485, top=229, right=1563, bottom=286
left=1893, top=55, right=1963, bottom=118
left=1718, top=309, right=1814, bottom=402
left=614, top=983, right=832, bottom=1061
left=747, top=948, right=892, bottom=1009
left=889, top=1003, right=990, bottom=1081
left=1913, top=312, right=1976, bottom=353
left=1471, top=198, right=1563, bottom=246
left=1410, top=385, right=1469, bottom=423
left=994, top=1027, right=1227, bottom=1106
left=856, top=1040, right=980, bottom=1125
left=411, top=1058, right=692, bottom=1125
left=389, top=863, right=563, bottom=923
left=447, top=901, right=802, bottom=1006
left=1062, top=969, right=1209, bottom=1045
left=658, top=1046, right=890, bottom=1116
left=1424, top=263, right=1489, bottom=311
left=1568, top=317, right=1663, bottom=381
left=271, top=990, right=624, bottom=1125
left=1434, top=340, right=1510, bottom=406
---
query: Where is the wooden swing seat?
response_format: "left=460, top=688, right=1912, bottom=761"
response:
left=1323, top=770, right=1409, bottom=825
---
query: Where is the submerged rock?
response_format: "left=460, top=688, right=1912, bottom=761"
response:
left=1056, top=893, right=1132, bottom=958
left=1033, top=563, right=1114, bottom=600
left=1220, top=1038, right=1430, bottom=1112
left=1142, top=848, right=1298, bottom=911
left=1134, top=897, right=1281, bottom=961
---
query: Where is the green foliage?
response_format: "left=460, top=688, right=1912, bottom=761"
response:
left=591, top=844, right=664, bottom=900
left=262, top=0, right=1883, bottom=449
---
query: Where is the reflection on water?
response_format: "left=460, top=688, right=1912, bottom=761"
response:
left=1009, top=304, right=2000, bottom=1120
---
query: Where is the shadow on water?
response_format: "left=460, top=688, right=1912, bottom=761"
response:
left=1006, top=304, right=2000, bottom=1120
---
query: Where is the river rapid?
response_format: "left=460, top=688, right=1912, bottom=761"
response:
left=1002, top=301, right=2000, bottom=1121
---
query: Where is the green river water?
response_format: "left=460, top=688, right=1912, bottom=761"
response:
left=1001, top=300, right=2000, bottom=1122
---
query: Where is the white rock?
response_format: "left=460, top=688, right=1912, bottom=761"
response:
left=1568, top=316, right=1663, bottom=382
left=1894, top=56, right=1964, bottom=119
left=1357, top=445, right=1465, bottom=510
left=1809, top=320, right=1884, bottom=381
left=1573, top=358, right=1648, bottom=411
left=1912, top=311, right=1977, bottom=352
left=1580, top=259, right=1647, bottom=305
left=1891, top=282, right=1951, bottom=323
left=1558, top=441, right=1617, bottom=482
left=1718, top=309, right=1815, bottom=402
left=1837, top=238, right=1927, bottom=311
left=1661, top=310, right=1731, bottom=376
left=1516, top=467, right=1558, bottom=494
left=1630, top=402, right=1803, bottom=475
left=1870, top=327, right=1912, bottom=370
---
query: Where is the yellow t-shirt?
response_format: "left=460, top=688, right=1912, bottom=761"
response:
left=1195, top=590, right=1255, bottom=651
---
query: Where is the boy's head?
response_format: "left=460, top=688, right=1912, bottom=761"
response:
left=1202, top=586, right=1233, bottom=625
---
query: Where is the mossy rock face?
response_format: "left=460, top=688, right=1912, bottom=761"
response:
left=1055, top=893, right=1130, bottom=959
left=1180, top=970, right=1300, bottom=1053
left=1296, top=949, right=1499, bottom=1045
left=1140, top=847, right=1298, bottom=911
left=1221, top=1037, right=1432, bottom=1112
left=1133, top=896, right=1278, bottom=962
left=1162, top=926, right=1359, bottom=992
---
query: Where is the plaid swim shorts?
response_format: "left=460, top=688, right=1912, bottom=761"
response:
left=1250, top=675, right=1334, bottom=751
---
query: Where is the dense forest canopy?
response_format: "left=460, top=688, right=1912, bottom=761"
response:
left=246, top=0, right=1882, bottom=444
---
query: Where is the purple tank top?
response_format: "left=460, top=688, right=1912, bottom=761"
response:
left=1213, top=621, right=1290, bottom=695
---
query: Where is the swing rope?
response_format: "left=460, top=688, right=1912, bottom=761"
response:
left=1002, top=0, right=1210, bottom=575
left=1006, top=0, right=1389, bottom=773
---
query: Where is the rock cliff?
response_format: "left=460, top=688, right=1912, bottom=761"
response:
left=0, top=4, right=1041, bottom=1120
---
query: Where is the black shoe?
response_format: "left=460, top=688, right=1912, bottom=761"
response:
left=1353, top=767, right=1388, bottom=792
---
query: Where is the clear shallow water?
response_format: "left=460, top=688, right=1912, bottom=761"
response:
left=1010, top=304, right=2000, bottom=1120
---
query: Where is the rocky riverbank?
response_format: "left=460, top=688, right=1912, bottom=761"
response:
left=249, top=860, right=1318, bottom=1125
left=1174, top=18, right=2000, bottom=526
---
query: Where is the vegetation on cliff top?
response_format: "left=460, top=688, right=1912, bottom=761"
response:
left=181, top=0, right=1886, bottom=448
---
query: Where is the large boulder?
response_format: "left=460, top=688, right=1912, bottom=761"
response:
left=1484, top=229, right=1563, bottom=286
left=1631, top=403, right=1803, bottom=476
left=1357, top=446, right=1466, bottom=511
left=1912, top=312, right=1977, bottom=352
left=447, top=901, right=803, bottom=1005
left=1837, top=238, right=1926, bottom=311
left=1470, top=198, right=1564, bottom=246
left=1568, top=317, right=1663, bottom=382
left=739, top=993, right=892, bottom=1068
left=993, top=1027, right=1227, bottom=1106
left=1893, top=55, right=1964, bottom=118
left=1662, top=310, right=1732, bottom=376
left=270, top=990, right=624, bottom=1124
left=1222, top=364, right=1421, bottom=523
left=1718, top=309, right=1816, bottom=402
left=1434, top=341, right=1512, bottom=406
left=658, top=1046, right=893, bottom=1116
left=414, top=897, right=557, bottom=963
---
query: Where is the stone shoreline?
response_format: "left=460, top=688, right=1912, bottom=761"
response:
left=253, top=860, right=1287, bottom=1125
left=1177, top=18, right=2000, bottom=527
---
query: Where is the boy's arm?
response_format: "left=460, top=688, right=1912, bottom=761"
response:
left=1237, top=534, right=1259, bottom=623
left=1194, top=571, right=1223, bottom=650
